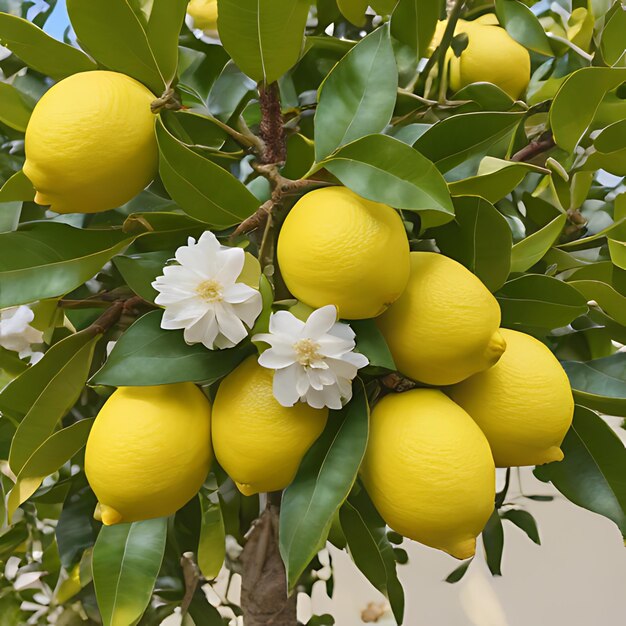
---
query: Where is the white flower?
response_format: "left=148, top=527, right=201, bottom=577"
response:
left=252, top=305, right=369, bottom=410
left=0, top=305, right=44, bottom=364
left=152, top=231, right=262, bottom=350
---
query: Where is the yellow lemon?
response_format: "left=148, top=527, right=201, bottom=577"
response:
left=187, top=0, right=218, bottom=31
left=277, top=187, right=410, bottom=319
left=376, top=252, right=506, bottom=386
left=24, top=70, right=157, bottom=214
left=449, top=328, right=574, bottom=467
left=212, top=356, right=328, bottom=496
left=432, top=17, right=530, bottom=99
left=85, top=384, right=212, bottom=525
left=360, top=389, right=495, bottom=560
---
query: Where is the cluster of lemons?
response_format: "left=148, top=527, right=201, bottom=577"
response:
left=20, top=8, right=559, bottom=560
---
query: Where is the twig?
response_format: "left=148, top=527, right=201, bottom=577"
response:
left=258, top=82, right=287, bottom=165
left=437, top=0, right=466, bottom=103
left=511, top=134, right=556, bottom=162
left=85, top=296, right=145, bottom=337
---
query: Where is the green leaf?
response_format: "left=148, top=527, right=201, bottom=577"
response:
left=569, top=280, right=626, bottom=326
left=67, top=0, right=165, bottom=93
left=0, top=330, right=95, bottom=418
left=9, top=336, right=97, bottom=476
left=156, top=118, right=258, bottom=228
left=91, top=310, right=253, bottom=386
left=186, top=588, right=224, bottom=626
left=391, top=0, right=440, bottom=59
left=495, top=0, right=553, bottom=56
left=218, top=0, right=311, bottom=84
left=496, top=274, right=588, bottom=329
left=482, top=509, right=504, bottom=576
left=550, top=67, right=626, bottom=153
left=448, top=157, right=548, bottom=204
left=0, top=12, right=96, bottom=79
left=113, top=251, right=172, bottom=303
left=320, top=134, right=454, bottom=229
left=314, top=25, right=398, bottom=161
left=509, top=214, right=566, bottom=273
left=0, top=82, right=32, bottom=132
left=145, top=0, right=188, bottom=85
left=351, top=320, right=395, bottom=370
left=7, top=419, right=94, bottom=519
left=0, top=523, right=28, bottom=561
left=500, top=509, right=540, bottom=545
left=93, top=517, right=167, bottom=626
left=197, top=491, right=225, bottom=580
left=0, top=202, right=20, bottom=234
left=0, top=222, right=133, bottom=308
left=414, top=112, right=524, bottom=174
left=0, top=170, right=35, bottom=203
left=433, top=196, right=512, bottom=292
left=280, top=384, right=369, bottom=590
left=562, top=353, right=626, bottom=417
left=337, top=0, right=368, bottom=25
left=535, top=406, right=626, bottom=536
left=340, top=488, right=404, bottom=624
left=601, top=5, right=626, bottom=66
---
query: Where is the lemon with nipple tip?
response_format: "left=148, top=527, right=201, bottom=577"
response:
left=85, top=383, right=212, bottom=525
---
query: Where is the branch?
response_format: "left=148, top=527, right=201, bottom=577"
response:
left=437, top=0, right=466, bottom=103
left=85, top=296, right=145, bottom=337
left=258, top=82, right=287, bottom=165
left=511, top=134, right=556, bottom=162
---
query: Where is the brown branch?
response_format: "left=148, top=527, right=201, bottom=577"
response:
left=381, top=372, right=420, bottom=393
left=85, top=296, right=145, bottom=337
left=258, top=82, right=287, bottom=165
left=511, top=134, right=556, bottom=162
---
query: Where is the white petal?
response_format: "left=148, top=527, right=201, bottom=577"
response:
left=296, top=366, right=311, bottom=397
left=258, top=348, right=297, bottom=370
left=215, top=303, right=248, bottom=345
left=303, top=305, right=337, bottom=339
left=214, top=247, right=245, bottom=285
left=326, top=357, right=360, bottom=381
left=223, top=282, right=259, bottom=304
left=328, top=321, right=356, bottom=342
left=272, top=365, right=301, bottom=407
left=269, top=310, right=305, bottom=335
left=184, top=311, right=219, bottom=347
left=303, top=387, right=329, bottom=409
left=316, top=335, right=355, bottom=358
left=340, top=351, right=370, bottom=369
left=233, top=295, right=263, bottom=328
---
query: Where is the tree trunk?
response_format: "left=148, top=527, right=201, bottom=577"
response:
left=240, top=505, right=297, bottom=626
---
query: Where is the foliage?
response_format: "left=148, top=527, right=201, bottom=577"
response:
left=0, top=0, right=625, bottom=624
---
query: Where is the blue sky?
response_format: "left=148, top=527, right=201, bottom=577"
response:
left=43, top=0, right=69, bottom=39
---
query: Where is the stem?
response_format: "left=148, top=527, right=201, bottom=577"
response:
left=258, top=82, right=287, bottom=165
left=437, top=0, right=466, bottom=103
left=510, top=134, right=556, bottom=162
left=84, top=296, right=145, bottom=337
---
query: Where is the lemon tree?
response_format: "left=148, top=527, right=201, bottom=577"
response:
left=0, top=1, right=625, bottom=625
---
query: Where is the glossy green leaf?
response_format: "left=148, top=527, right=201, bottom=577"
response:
left=495, top=0, right=553, bottom=56
left=0, top=170, right=35, bottom=203
left=496, top=274, right=588, bottom=329
left=535, top=406, right=626, bottom=536
left=569, top=280, right=626, bottom=326
left=0, top=12, right=96, bottom=79
left=113, top=251, right=172, bottom=303
left=482, top=509, right=504, bottom=576
left=0, top=202, right=20, bottom=234
left=600, top=5, right=626, bottom=66
left=609, top=193, right=626, bottom=269
left=500, top=509, right=540, bottom=545
left=92, top=311, right=253, bottom=387
left=414, top=112, right=524, bottom=174
left=562, top=353, right=626, bottom=417
left=218, top=0, right=310, bottom=84
left=320, top=134, right=454, bottom=229
left=340, top=488, right=404, bottom=624
left=0, top=222, right=133, bottom=308
left=280, top=384, right=369, bottom=590
left=93, top=517, right=167, bottom=626
left=351, top=320, right=395, bottom=370
left=433, top=196, right=512, bottom=292
left=315, top=25, right=398, bottom=161
left=0, top=82, right=32, bottom=132
left=9, top=336, right=97, bottom=475
left=7, top=419, right=94, bottom=518
left=156, top=119, right=258, bottom=228
left=391, top=0, right=440, bottom=59
left=509, top=214, right=566, bottom=273
left=197, top=491, right=225, bottom=580
left=448, top=157, right=548, bottom=204
left=445, top=559, right=472, bottom=584
left=550, top=67, right=626, bottom=152
left=0, top=330, right=95, bottom=418
left=337, top=0, right=368, bottom=25
left=67, top=0, right=165, bottom=93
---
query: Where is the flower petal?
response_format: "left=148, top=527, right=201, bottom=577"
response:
left=258, top=348, right=297, bottom=369
left=215, top=303, right=248, bottom=345
left=269, top=310, right=305, bottom=335
left=273, top=365, right=301, bottom=407
left=303, top=305, right=337, bottom=339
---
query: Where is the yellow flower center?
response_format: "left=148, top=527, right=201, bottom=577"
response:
left=293, top=338, right=322, bottom=366
left=197, top=279, right=224, bottom=302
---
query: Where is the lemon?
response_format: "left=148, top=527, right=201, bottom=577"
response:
left=187, top=0, right=218, bottom=31
left=24, top=71, right=157, bottom=214
left=449, top=328, right=574, bottom=467
left=432, top=17, right=530, bottom=99
left=360, top=389, right=495, bottom=560
left=85, top=383, right=212, bottom=525
left=212, top=356, right=328, bottom=496
left=277, top=187, right=410, bottom=319
left=376, top=252, right=506, bottom=386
